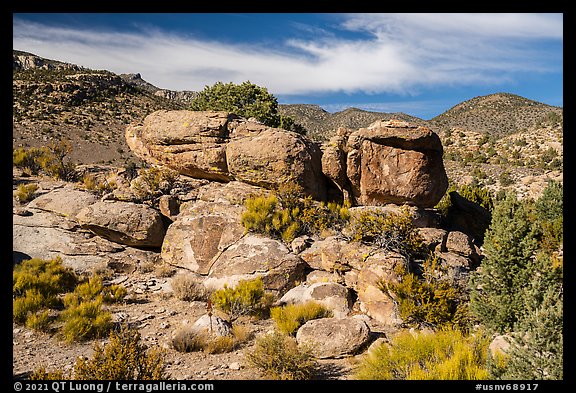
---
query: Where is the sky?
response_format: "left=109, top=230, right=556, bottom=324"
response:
left=12, top=13, right=563, bottom=120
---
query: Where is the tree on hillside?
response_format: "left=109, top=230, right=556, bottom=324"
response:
left=189, top=81, right=306, bottom=134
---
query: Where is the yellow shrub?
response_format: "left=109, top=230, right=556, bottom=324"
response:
left=270, top=301, right=332, bottom=335
left=355, top=329, right=490, bottom=380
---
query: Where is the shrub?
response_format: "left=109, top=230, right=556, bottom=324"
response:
left=240, top=183, right=350, bottom=244
left=355, top=329, right=491, bottom=380
left=171, top=274, right=206, bottom=301
left=346, top=205, right=424, bottom=259
left=270, top=301, right=333, bottom=336
left=25, top=310, right=52, bottom=332
left=189, top=80, right=306, bottom=134
left=14, top=183, right=38, bottom=203
left=59, top=297, right=112, bottom=343
left=383, top=254, right=469, bottom=330
left=81, top=173, right=117, bottom=196
left=13, top=141, right=76, bottom=181
left=245, top=330, right=317, bottom=380
left=131, top=166, right=179, bottom=201
left=13, top=257, right=78, bottom=299
left=73, top=324, right=167, bottom=380
left=469, top=192, right=538, bottom=334
left=210, top=277, right=273, bottom=320
left=13, top=257, right=78, bottom=325
left=30, top=367, right=66, bottom=380
left=171, top=324, right=251, bottom=354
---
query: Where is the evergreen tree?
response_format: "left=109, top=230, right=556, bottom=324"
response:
left=498, top=253, right=563, bottom=379
left=469, top=192, right=538, bottom=333
left=189, top=81, right=306, bottom=134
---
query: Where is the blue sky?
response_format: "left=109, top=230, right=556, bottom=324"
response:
left=12, top=13, right=563, bottom=120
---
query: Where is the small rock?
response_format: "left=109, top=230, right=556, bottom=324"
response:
left=229, top=362, right=242, bottom=370
left=159, top=322, right=170, bottom=329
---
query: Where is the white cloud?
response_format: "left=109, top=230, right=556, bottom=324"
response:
left=12, top=14, right=562, bottom=96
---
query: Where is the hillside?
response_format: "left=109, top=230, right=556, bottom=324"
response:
left=430, top=92, right=563, bottom=138
left=13, top=52, right=186, bottom=166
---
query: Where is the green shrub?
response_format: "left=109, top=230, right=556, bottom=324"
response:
left=73, top=324, right=167, bottom=380
left=189, top=80, right=306, bottom=134
left=355, top=329, right=490, bottom=380
left=346, top=205, right=424, bottom=259
left=13, top=257, right=78, bottom=299
left=14, top=183, right=38, bottom=203
left=13, top=257, right=78, bottom=325
left=131, top=166, right=179, bottom=201
left=435, top=182, right=494, bottom=217
left=25, top=310, right=52, bottom=332
left=383, top=254, right=468, bottom=329
left=210, top=277, right=273, bottom=320
left=245, top=330, right=317, bottom=380
left=270, top=301, right=333, bottom=336
left=81, top=173, right=117, bottom=196
left=13, top=289, right=47, bottom=325
left=30, top=367, right=66, bottom=380
left=13, top=141, right=76, bottom=180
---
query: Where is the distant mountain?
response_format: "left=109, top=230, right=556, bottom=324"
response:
left=430, top=92, right=563, bottom=138
left=278, top=104, right=426, bottom=142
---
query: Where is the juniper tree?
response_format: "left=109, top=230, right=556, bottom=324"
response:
left=469, top=192, right=538, bottom=334
left=189, top=81, right=305, bottom=134
left=497, top=253, right=563, bottom=380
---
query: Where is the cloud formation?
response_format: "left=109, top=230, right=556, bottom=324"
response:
left=12, top=13, right=562, bottom=96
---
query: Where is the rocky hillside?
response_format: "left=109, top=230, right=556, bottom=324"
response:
left=13, top=51, right=185, bottom=166
left=430, top=92, right=563, bottom=138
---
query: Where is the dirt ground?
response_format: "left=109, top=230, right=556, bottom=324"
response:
left=12, top=265, right=358, bottom=381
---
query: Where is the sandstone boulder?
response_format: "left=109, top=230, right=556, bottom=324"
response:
left=278, top=282, right=352, bottom=317
left=126, top=110, right=327, bottom=200
left=299, top=236, right=373, bottom=272
left=356, top=251, right=405, bottom=326
left=203, top=235, right=307, bottom=296
left=296, top=317, right=371, bottom=358
left=76, top=201, right=166, bottom=247
left=226, top=127, right=326, bottom=200
left=322, top=120, right=448, bottom=207
left=27, top=185, right=98, bottom=218
left=161, top=201, right=245, bottom=274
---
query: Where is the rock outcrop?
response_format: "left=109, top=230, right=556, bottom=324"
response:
left=322, top=120, right=448, bottom=207
left=76, top=201, right=166, bottom=248
left=126, top=110, right=326, bottom=200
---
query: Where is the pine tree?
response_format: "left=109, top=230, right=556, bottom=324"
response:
left=469, top=192, right=538, bottom=334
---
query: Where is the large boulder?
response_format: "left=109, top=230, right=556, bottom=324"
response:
left=203, top=235, right=307, bottom=296
left=355, top=250, right=405, bottom=327
left=296, top=317, right=371, bottom=358
left=161, top=201, right=245, bottom=274
left=322, top=120, right=448, bottom=207
left=26, top=185, right=98, bottom=218
left=75, top=201, right=166, bottom=247
left=226, top=127, right=326, bottom=200
left=125, top=110, right=235, bottom=182
left=126, top=110, right=327, bottom=200
left=278, top=282, right=352, bottom=318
